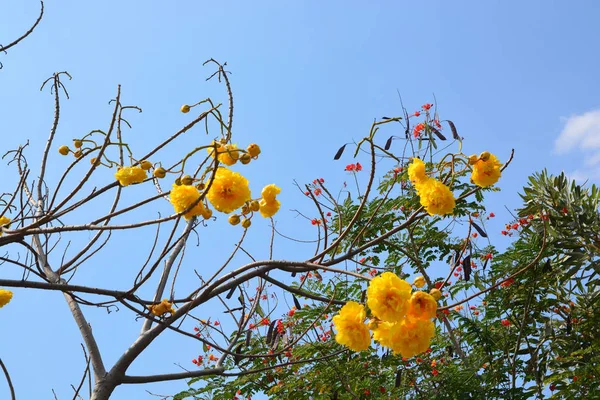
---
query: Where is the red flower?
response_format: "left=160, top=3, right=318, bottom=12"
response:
left=573, top=376, right=578, bottom=382
left=500, top=277, right=515, bottom=288
left=435, top=281, right=444, bottom=289
left=214, top=321, right=220, bottom=326
left=345, top=164, right=355, bottom=171
left=314, top=188, right=322, bottom=196
left=434, top=119, right=442, bottom=129
left=326, top=211, right=331, bottom=216
left=422, top=103, right=433, bottom=110
left=413, top=111, right=421, bottom=117
left=260, top=318, right=270, bottom=326
left=319, top=178, right=324, bottom=183
left=489, top=212, right=495, bottom=218
left=364, top=389, right=371, bottom=395
left=501, top=230, right=508, bottom=235
left=549, top=384, right=556, bottom=391
left=501, top=319, right=511, bottom=327
left=432, top=369, right=439, bottom=376
left=379, top=386, right=386, bottom=393
left=413, top=123, right=425, bottom=138
left=356, top=162, right=363, bottom=171
left=369, top=269, right=377, bottom=277
left=485, top=253, right=493, bottom=260
left=288, top=308, right=296, bottom=317
left=512, top=223, right=519, bottom=230
left=304, top=191, right=310, bottom=196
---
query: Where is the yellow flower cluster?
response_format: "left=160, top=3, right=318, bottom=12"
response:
left=148, top=299, right=175, bottom=317
left=115, top=166, right=147, bottom=186
left=0, top=289, right=13, bottom=308
left=0, top=216, right=10, bottom=236
left=206, top=167, right=251, bottom=213
left=332, top=301, right=371, bottom=351
left=259, top=184, right=281, bottom=218
left=170, top=184, right=211, bottom=220
left=470, top=151, right=502, bottom=187
left=333, top=272, right=438, bottom=358
left=408, top=158, right=455, bottom=216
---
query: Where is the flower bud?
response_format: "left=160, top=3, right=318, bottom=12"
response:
left=228, top=214, right=241, bottom=225
left=468, top=154, right=478, bottom=165
left=241, top=218, right=252, bottom=229
left=140, top=160, right=152, bottom=170
left=181, top=175, right=193, bottom=185
left=247, top=144, right=261, bottom=158
left=174, top=178, right=182, bottom=186
left=413, top=276, right=426, bottom=288
left=479, top=151, right=491, bottom=162
left=241, top=204, right=250, bottom=215
left=74, top=150, right=83, bottom=158
left=73, top=139, right=83, bottom=148
left=250, top=200, right=260, bottom=212
left=153, top=167, right=166, bottom=179
left=58, top=145, right=70, bottom=156
left=239, top=153, right=252, bottom=165
left=90, top=157, right=97, bottom=165
left=202, top=208, right=212, bottom=220
left=196, top=182, right=205, bottom=190
left=429, top=288, right=442, bottom=301
left=181, top=104, right=191, bottom=113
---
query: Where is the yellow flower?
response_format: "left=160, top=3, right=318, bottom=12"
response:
left=417, top=178, right=455, bottom=216
left=332, top=301, right=371, bottom=352
left=388, top=318, right=435, bottom=358
left=413, top=276, right=426, bottom=288
left=148, top=299, right=175, bottom=317
left=206, top=167, right=251, bottom=213
left=367, top=272, right=412, bottom=322
left=408, top=158, right=427, bottom=184
left=371, top=320, right=396, bottom=349
left=170, top=184, right=206, bottom=219
left=471, top=153, right=502, bottom=187
left=207, top=141, right=239, bottom=166
left=0, top=289, right=13, bottom=308
left=0, top=216, right=11, bottom=236
left=115, top=166, right=147, bottom=186
left=407, top=291, right=438, bottom=320
left=259, top=184, right=281, bottom=218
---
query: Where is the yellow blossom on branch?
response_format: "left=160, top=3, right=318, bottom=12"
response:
left=207, top=141, right=240, bottom=166
left=367, top=272, right=412, bottom=322
left=416, top=177, right=455, bottom=216
left=408, top=158, right=427, bottom=184
left=387, top=317, right=435, bottom=358
left=148, top=299, right=175, bottom=317
left=0, top=216, right=11, bottom=236
left=0, top=289, right=13, bottom=308
left=471, top=152, right=502, bottom=187
left=407, top=291, right=437, bottom=320
left=259, top=184, right=281, bottom=218
left=170, top=184, right=207, bottom=220
left=115, top=166, right=147, bottom=186
left=332, top=301, right=371, bottom=351
left=206, top=167, right=251, bottom=213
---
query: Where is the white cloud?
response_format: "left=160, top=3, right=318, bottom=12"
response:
left=554, top=109, right=600, bottom=183
left=554, top=110, right=600, bottom=154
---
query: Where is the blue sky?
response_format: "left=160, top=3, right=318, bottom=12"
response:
left=1, top=1, right=600, bottom=399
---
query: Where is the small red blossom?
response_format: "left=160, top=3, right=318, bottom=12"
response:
left=500, top=277, right=515, bottom=288
left=489, top=212, right=495, bottom=218
left=501, top=319, right=511, bottom=327
left=304, top=191, right=310, bottom=196
left=313, top=188, right=322, bottom=196
left=364, top=389, right=371, bottom=395
left=369, top=269, right=377, bottom=277
left=326, top=211, right=331, bottom=216
left=413, top=123, right=425, bottom=138
left=249, top=323, right=256, bottom=329
left=356, top=162, right=363, bottom=171
left=432, top=369, right=439, bottom=376
left=288, top=308, right=296, bottom=317
left=435, top=281, right=444, bottom=289
left=501, top=230, right=508, bottom=235
left=549, top=384, right=556, bottom=391
left=422, top=103, right=433, bottom=111
left=213, top=321, right=220, bottom=326
left=512, top=223, right=520, bottom=230
left=434, top=119, right=442, bottom=129
left=413, top=111, right=421, bottom=117
left=260, top=318, right=270, bottom=326
left=472, top=232, right=478, bottom=238
left=573, top=376, right=578, bottom=382
left=319, top=178, right=325, bottom=183
left=485, top=253, right=493, bottom=260
left=379, top=386, right=386, bottom=393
